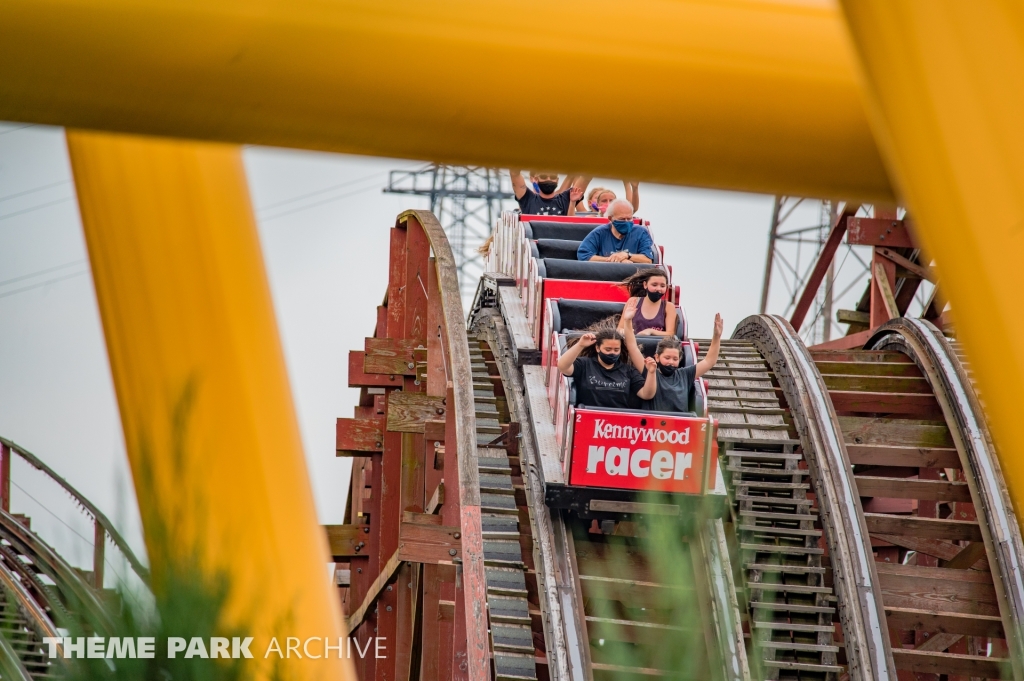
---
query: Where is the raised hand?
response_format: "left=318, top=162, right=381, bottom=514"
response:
left=713, top=313, right=724, bottom=340
left=570, top=185, right=584, bottom=202
left=644, top=356, right=657, bottom=373
left=622, top=298, right=639, bottom=322
left=579, top=333, right=597, bottom=347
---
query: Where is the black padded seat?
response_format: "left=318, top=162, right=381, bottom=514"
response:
left=550, top=299, right=686, bottom=341
left=537, top=259, right=649, bottom=282
left=522, top=221, right=599, bottom=241
left=534, top=239, right=582, bottom=260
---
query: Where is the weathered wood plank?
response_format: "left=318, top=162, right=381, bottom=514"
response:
left=830, top=390, right=942, bottom=418
left=349, top=350, right=402, bottom=387
left=885, top=606, right=1004, bottom=637
left=890, top=649, right=1009, bottom=678
left=874, top=534, right=989, bottom=570
left=324, top=524, right=365, bottom=559
left=426, top=482, right=444, bottom=515
left=863, top=513, right=983, bottom=541
left=364, top=337, right=425, bottom=376
left=578, top=574, right=692, bottom=610
left=386, top=392, right=446, bottom=433
left=840, top=417, right=954, bottom=448
left=846, top=444, right=961, bottom=469
left=875, top=562, right=998, bottom=616
left=856, top=476, right=972, bottom=502
left=397, top=520, right=461, bottom=565
left=821, top=374, right=932, bottom=393
left=336, top=417, right=384, bottom=455
left=811, top=351, right=913, bottom=364
left=847, top=217, right=915, bottom=248
left=816, top=360, right=921, bottom=377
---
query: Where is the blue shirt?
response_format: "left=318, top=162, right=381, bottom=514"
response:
left=577, top=224, right=655, bottom=261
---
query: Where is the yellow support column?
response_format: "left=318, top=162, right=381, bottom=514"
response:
left=67, top=131, right=351, bottom=680
left=837, top=5, right=1024, bottom=513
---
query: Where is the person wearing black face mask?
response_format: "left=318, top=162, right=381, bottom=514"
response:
left=576, top=199, right=655, bottom=263
left=557, top=328, right=657, bottom=410
left=622, top=309, right=725, bottom=414
left=509, top=169, right=583, bottom=216
left=616, top=269, right=678, bottom=338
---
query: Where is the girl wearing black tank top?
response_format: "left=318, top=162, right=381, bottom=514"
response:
left=616, top=268, right=678, bottom=337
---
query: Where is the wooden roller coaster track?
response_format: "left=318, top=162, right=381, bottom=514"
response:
left=334, top=210, right=1024, bottom=681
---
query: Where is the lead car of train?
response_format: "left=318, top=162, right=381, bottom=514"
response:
left=482, top=211, right=727, bottom=519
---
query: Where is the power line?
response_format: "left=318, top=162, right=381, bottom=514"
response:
left=0, top=196, right=74, bottom=221
left=0, top=124, right=36, bottom=136
left=0, top=259, right=86, bottom=288
left=0, top=180, right=70, bottom=203
left=259, top=182, right=386, bottom=222
left=255, top=171, right=388, bottom=212
left=0, top=270, right=88, bottom=300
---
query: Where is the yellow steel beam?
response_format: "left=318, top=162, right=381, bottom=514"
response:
left=66, top=130, right=352, bottom=680
left=838, top=2, right=1024, bottom=534
left=2, top=0, right=892, bottom=201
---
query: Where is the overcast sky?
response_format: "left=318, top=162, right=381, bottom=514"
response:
left=0, top=122, right=876, bottom=575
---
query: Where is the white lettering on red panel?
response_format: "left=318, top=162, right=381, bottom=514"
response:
left=569, top=410, right=713, bottom=495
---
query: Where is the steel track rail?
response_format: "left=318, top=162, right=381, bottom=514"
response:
left=733, top=315, right=894, bottom=681
left=868, top=317, right=1024, bottom=680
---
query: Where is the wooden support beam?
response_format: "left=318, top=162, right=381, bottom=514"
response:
left=426, top=482, right=445, bottom=515
left=875, top=562, right=998, bottom=616
left=874, top=260, right=900, bottom=322
left=873, top=534, right=988, bottom=569
left=336, top=417, right=384, bottom=455
left=863, top=513, right=983, bottom=542
left=386, top=392, right=446, bottom=433
left=837, top=309, right=870, bottom=326
left=790, top=204, right=859, bottom=331
left=346, top=549, right=402, bottom=634
left=855, top=476, right=972, bottom=502
left=807, top=329, right=872, bottom=351
left=847, top=217, right=915, bottom=248
left=914, top=632, right=963, bottom=653
left=890, top=649, right=1007, bottom=678
left=829, top=390, right=942, bottom=418
left=324, top=524, right=367, bottom=559
left=944, top=540, right=989, bottom=570
left=364, top=337, right=425, bottom=376
left=885, top=606, right=1004, bottom=638
left=846, top=444, right=961, bottom=469
left=397, top=521, right=462, bottom=564
left=349, top=351, right=403, bottom=388
left=877, top=248, right=936, bottom=284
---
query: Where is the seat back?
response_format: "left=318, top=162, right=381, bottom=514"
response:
left=539, top=259, right=651, bottom=282
left=535, top=239, right=583, bottom=260
left=524, top=221, right=605, bottom=241
left=553, top=299, right=686, bottom=341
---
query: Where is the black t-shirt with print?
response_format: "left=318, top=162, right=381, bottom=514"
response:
left=516, top=189, right=572, bottom=216
left=571, top=356, right=647, bottom=410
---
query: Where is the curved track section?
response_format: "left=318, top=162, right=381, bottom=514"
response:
left=706, top=315, right=892, bottom=681
left=806, top=321, right=1022, bottom=679
left=864, top=318, right=1024, bottom=679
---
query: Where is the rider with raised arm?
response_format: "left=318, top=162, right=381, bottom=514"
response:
left=622, top=300, right=724, bottom=413
left=576, top=199, right=654, bottom=263
left=557, top=328, right=657, bottom=409
left=616, top=268, right=678, bottom=338
left=509, top=170, right=584, bottom=216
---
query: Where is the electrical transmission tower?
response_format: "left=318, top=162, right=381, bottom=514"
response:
left=385, top=165, right=514, bottom=302
left=759, top=197, right=873, bottom=345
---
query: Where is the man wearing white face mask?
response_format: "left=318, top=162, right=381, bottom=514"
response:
left=576, top=199, right=654, bottom=263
